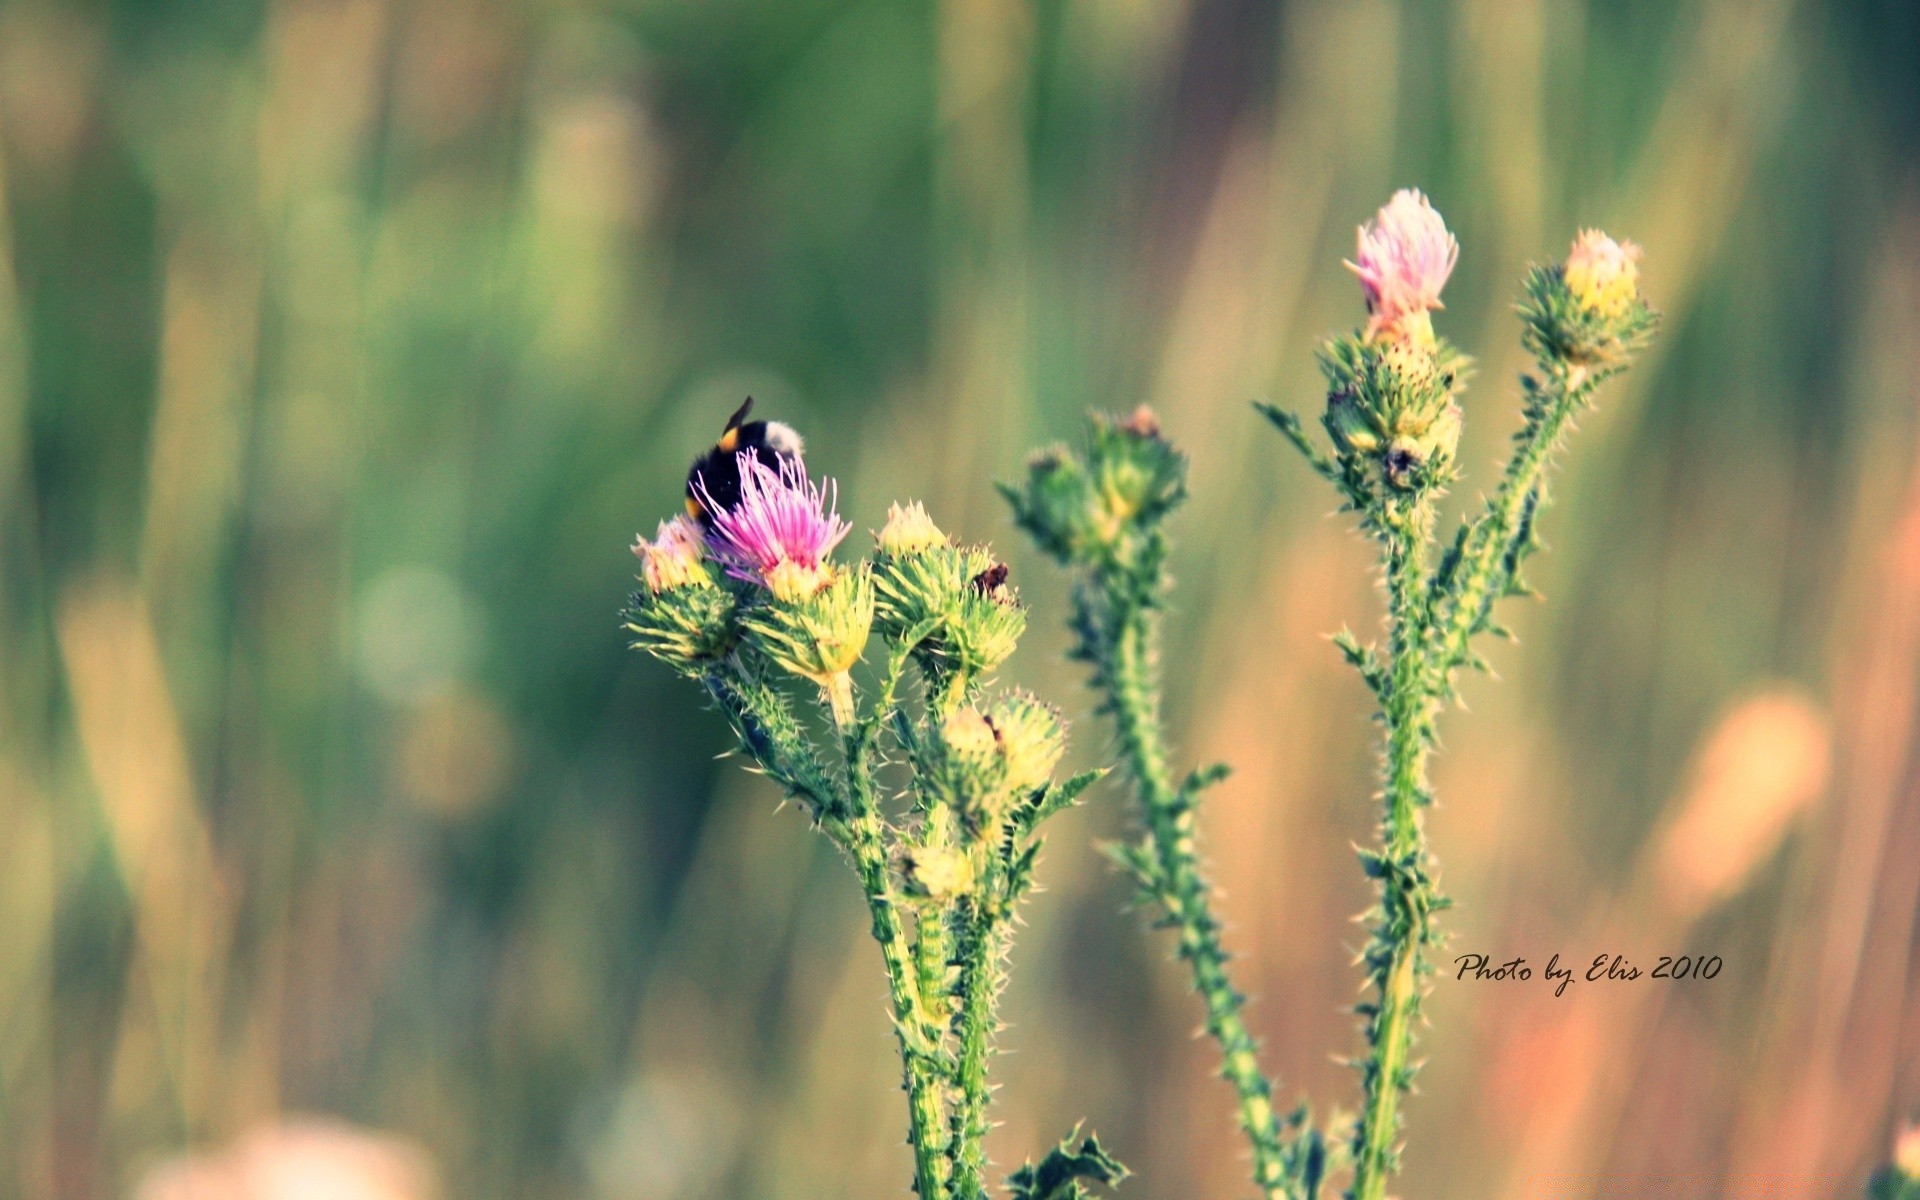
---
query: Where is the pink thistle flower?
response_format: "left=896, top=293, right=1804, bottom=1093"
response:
left=699, top=452, right=851, bottom=601
left=1345, top=189, right=1459, bottom=344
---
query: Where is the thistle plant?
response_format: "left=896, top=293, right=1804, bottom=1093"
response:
left=1010, top=190, right=1656, bottom=1200
left=626, top=434, right=1124, bottom=1200
left=1004, top=408, right=1324, bottom=1199
left=1269, top=195, right=1655, bottom=1200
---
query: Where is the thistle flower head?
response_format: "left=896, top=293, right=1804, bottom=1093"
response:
left=1346, top=189, right=1459, bottom=346
left=631, top=515, right=712, bottom=593
left=1563, top=228, right=1642, bottom=319
left=875, top=501, right=949, bottom=558
left=699, top=453, right=851, bottom=602
left=739, top=562, right=875, bottom=686
left=1003, top=408, right=1187, bottom=568
left=901, top=844, right=975, bottom=900
left=989, top=690, right=1066, bottom=795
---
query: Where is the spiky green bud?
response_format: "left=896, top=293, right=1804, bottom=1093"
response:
left=1519, top=230, right=1657, bottom=367
left=1319, top=334, right=1464, bottom=497
left=740, top=562, right=874, bottom=686
left=624, top=580, right=738, bottom=672
left=1003, top=406, right=1186, bottom=567
left=988, top=690, right=1065, bottom=796
left=874, top=536, right=1027, bottom=682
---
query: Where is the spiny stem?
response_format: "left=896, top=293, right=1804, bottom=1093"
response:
left=1431, top=361, right=1593, bottom=675
left=947, top=890, right=1005, bottom=1198
left=1104, top=573, right=1292, bottom=1200
left=1349, top=509, right=1439, bottom=1200
left=845, top=704, right=955, bottom=1200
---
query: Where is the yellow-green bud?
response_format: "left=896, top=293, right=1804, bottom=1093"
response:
left=1564, top=229, right=1641, bottom=320
left=625, top=581, right=737, bottom=671
left=742, top=562, right=874, bottom=685
left=988, top=690, right=1065, bottom=795
left=942, top=707, right=999, bottom=762
left=902, top=844, right=975, bottom=900
left=874, top=501, right=949, bottom=559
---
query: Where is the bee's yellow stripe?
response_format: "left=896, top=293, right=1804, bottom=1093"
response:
left=718, top=428, right=740, bottom=452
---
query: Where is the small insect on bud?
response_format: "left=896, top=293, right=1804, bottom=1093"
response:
left=1563, top=229, right=1642, bottom=320
left=942, top=556, right=1026, bottom=678
left=632, top=516, right=713, bottom=594
left=902, top=844, right=976, bottom=900
left=988, top=690, right=1065, bottom=795
left=874, top=501, right=950, bottom=559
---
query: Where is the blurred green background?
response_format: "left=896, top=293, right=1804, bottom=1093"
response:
left=3, top=0, right=1918, bottom=1196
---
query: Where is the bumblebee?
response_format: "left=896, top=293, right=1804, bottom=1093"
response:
left=684, top=397, right=805, bottom=525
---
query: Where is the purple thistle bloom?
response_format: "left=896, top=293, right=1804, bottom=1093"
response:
left=1345, top=189, right=1459, bottom=343
left=698, top=452, right=851, bottom=599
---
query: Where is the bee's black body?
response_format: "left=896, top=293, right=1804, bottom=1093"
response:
left=684, top=397, right=805, bottom=524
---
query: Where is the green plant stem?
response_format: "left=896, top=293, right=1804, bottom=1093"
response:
left=947, top=890, right=1003, bottom=1199
left=845, top=688, right=956, bottom=1200
left=850, top=804, right=955, bottom=1200
left=1350, top=509, right=1438, bottom=1200
left=1431, top=362, right=1592, bottom=674
left=714, top=663, right=953, bottom=1200
left=1104, top=578, right=1291, bottom=1200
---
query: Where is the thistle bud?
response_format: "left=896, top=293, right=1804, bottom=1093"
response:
left=624, top=582, right=738, bottom=673
left=988, top=690, right=1065, bottom=795
left=741, top=562, right=875, bottom=686
left=1563, top=229, right=1641, bottom=320
left=875, top=501, right=949, bottom=559
left=1318, top=334, right=1462, bottom=497
left=1520, top=229, right=1656, bottom=367
left=626, top=517, right=737, bottom=668
left=632, top=516, right=712, bottom=594
left=1003, top=408, right=1186, bottom=567
left=935, top=705, right=1011, bottom=823
left=941, top=706, right=999, bottom=762
left=901, top=844, right=975, bottom=900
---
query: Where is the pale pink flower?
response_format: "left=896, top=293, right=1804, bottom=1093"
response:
left=1345, top=189, right=1459, bottom=343
left=698, top=452, right=850, bottom=600
left=631, top=514, right=710, bottom=593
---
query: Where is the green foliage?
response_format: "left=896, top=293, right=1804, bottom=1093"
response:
left=1006, top=1131, right=1129, bottom=1200
left=1869, top=1167, right=1920, bottom=1200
